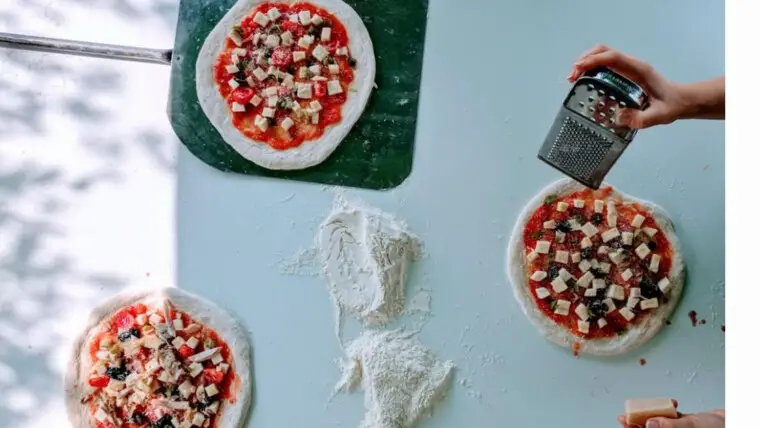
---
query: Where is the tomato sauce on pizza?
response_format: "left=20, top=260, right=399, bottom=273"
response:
left=83, top=303, right=238, bottom=428
left=213, top=2, right=356, bottom=150
left=521, top=186, right=675, bottom=339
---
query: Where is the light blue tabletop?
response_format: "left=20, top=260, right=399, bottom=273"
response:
left=178, top=0, right=725, bottom=426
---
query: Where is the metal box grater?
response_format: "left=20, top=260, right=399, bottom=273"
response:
left=537, top=67, right=649, bottom=189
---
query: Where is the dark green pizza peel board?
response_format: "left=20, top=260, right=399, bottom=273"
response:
left=168, top=0, right=429, bottom=190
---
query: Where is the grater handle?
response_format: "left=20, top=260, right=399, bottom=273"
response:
left=0, top=32, right=172, bottom=65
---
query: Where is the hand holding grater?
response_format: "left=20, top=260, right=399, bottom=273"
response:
left=538, top=67, right=649, bottom=189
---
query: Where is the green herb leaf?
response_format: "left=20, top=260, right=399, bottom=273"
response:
left=544, top=194, right=558, bottom=205
left=530, top=230, right=544, bottom=239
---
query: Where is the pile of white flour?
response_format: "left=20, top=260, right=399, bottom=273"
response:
left=335, top=330, right=455, bottom=428
left=318, top=195, right=420, bottom=328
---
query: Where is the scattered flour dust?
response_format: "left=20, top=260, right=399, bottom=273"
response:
left=334, top=329, right=455, bottom=428
left=319, top=194, right=420, bottom=329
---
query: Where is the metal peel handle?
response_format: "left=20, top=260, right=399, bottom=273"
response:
left=0, top=32, right=172, bottom=65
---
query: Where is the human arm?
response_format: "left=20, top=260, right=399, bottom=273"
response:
left=568, top=44, right=725, bottom=129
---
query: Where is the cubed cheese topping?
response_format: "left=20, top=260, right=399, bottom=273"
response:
left=135, top=314, right=147, bottom=326
left=577, top=271, right=594, bottom=288
left=530, top=270, right=547, bottom=281
left=298, top=66, right=311, bottom=78
left=298, top=10, right=311, bottom=25
left=288, top=14, right=298, bottom=22
left=229, top=30, right=244, bottom=47
left=526, top=250, right=538, bottom=262
left=551, top=276, right=568, bottom=293
left=607, top=214, right=617, bottom=228
left=293, top=50, right=306, bottom=62
left=328, top=63, right=340, bottom=74
left=232, top=48, right=247, bottom=56
left=298, top=36, right=313, bottom=49
left=205, top=383, right=219, bottom=397
left=554, top=300, right=571, bottom=316
left=606, top=284, right=625, bottom=300
left=626, top=295, right=639, bottom=309
left=555, top=231, right=566, bottom=243
left=573, top=199, right=585, bottom=208
left=231, top=102, right=246, bottom=112
left=94, top=407, right=109, bottom=422
left=555, top=250, right=569, bottom=264
left=581, top=237, right=592, bottom=249
left=225, top=64, right=240, bottom=74
left=556, top=201, right=569, bottom=212
left=309, top=100, right=322, bottom=111
left=231, top=53, right=240, bottom=65
left=658, top=277, right=671, bottom=293
left=609, top=250, right=624, bottom=265
left=267, top=7, right=281, bottom=20
left=535, top=240, right=551, bottom=254
left=217, top=363, right=230, bottom=374
left=602, top=298, right=616, bottom=313
left=559, top=268, right=572, bottom=281
left=267, top=96, right=279, bottom=107
left=598, top=318, right=608, bottom=328
left=211, top=353, right=224, bottom=365
left=336, top=46, right=348, bottom=56
left=296, top=82, right=312, bottom=99
left=640, top=298, right=659, bottom=310
left=619, top=307, right=635, bottom=322
left=321, top=27, right=332, bottom=41
left=312, top=44, right=329, bottom=61
left=253, top=67, right=268, bottom=81
left=308, top=65, right=322, bottom=76
left=327, top=80, right=343, bottom=95
left=178, top=380, right=195, bottom=399
left=592, top=279, right=607, bottom=289
left=186, top=336, right=199, bottom=350
left=543, top=220, right=556, bottom=229
left=192, top=412, right=206, bottom=427
left=311, top=112, right=320, bottom=124
left=578, top=259, right=591, bottom=272
left=148, top=313, right=162, bottom=325
left=265, top=34, right=280, bottom=48
left=173, top=318, right=184, bottom=330
left=535, top=287, right=551, bottom=299
left=597, top=245, right=609, bottom=255
left=599, top=262, right=611, bottom=274
left=281, top=31, right=294, bottom=46
left=635, top=243, right=651, bottom=259
left=607, top=201, right=617, bottom=214
left=621, top=268, right=633, bottom=282
left=262, top=107, right=276, bottom=118
left=575, top=303, right=589, bottom=320
left=227, top=78, right=240, bottom=89
left=254, top=115, right=269, bottom=132
left=649, top=254, right=661, bottom=273
left=621, top=231, right=634, bottom=245
left=250, top=94, right=263, bottom=106
left=601, top=227, right=620, bottom=243
left=577, top=320, right=590, bottom=334
left=643, top=227, right=658, bottom=237
left=631, top=214, right=646, bottom=228
left=281, top=117, right=294, bottom=131
left=581, top=222, right=599, bottom=238
left=188, top=362, right=203, bottom=377
left=571, top=252, right=581, bottom=263
left=567, top=218, right=582, bottom=231
left=171, top=336, right=186, bottom=349
left=590, top=258, right=600, bottom=269
left=253, top=11, right=270, bottom=27
left=629, top=287, right=641, bottom=298
left=584, top=288, right=597, bottom=297
left=594, top=199, right=604, bottom=213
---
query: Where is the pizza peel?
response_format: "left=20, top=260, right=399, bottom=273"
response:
left=0, top=0, right=428, bottom=190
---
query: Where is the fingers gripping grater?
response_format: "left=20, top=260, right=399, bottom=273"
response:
left=537, top=67, right=649, bottom=189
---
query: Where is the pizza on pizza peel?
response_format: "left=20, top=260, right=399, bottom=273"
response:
left=65, top=288, right=251, bottom=428
left=506, top=178, right=685, bottom=356
left=196, top=0, right=375, bottom=170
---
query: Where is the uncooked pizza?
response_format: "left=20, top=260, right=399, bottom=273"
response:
left=196, top=0, right=375, bottom=170
left=506, top=178, right=685, bottom=356
left=65, top=288, right=251, bottom=428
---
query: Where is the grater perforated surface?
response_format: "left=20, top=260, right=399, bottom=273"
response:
left=546, top=117, right=613, bottom=181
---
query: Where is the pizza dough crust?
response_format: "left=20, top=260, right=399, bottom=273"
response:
left=505, top=178, right=686, bottom=356
left=196, top=0, right=376, bottom=170
left=64, top=287, right=253, bottom=428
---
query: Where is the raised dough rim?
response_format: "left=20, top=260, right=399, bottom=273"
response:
left=195, top=0, right=376, bottom=170
left=64, top=286, right=253, bottom=428
left=505, top=177, right=686, bottom=356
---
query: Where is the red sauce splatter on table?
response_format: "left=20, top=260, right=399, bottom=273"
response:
left=639, top=358, right=647, bottom=366
left=721, top=325, right=725, bottom=332
left=688, top=310, right=698, bottom=327
left=572, top=342, right=582, bottom=357
left=699, top=319, right=706, bottom=325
